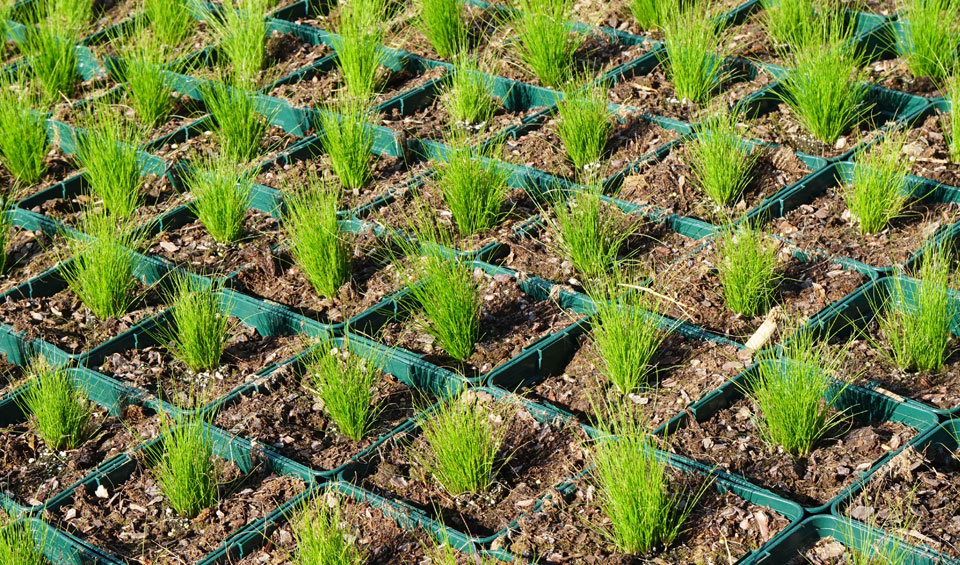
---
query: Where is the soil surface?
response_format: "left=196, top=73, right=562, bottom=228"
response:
left=0, top=360, right=26, bottom=398
left=0, top=227, right=63, bottom=297
left=618, top=145, right=812, bottom=225
left=500, top=470, right=791, bottom=563
left=146, top=209, right=283, bottom=277
left=669, top=396, right=916, bottom=507
left=268, top=65, right=447, bottom=111
left=0, top=284, right=165, bottom=355
left=725, top=12, right=790, bottom=67
left=0, top=404, right=158, bottom=507
left=904, top=113, right=960, bottom=188
left=357, top=390, right=589, bottom=539
left=51, top=453, right=306, bottom=564
left=774, top=185, right=960, bottom=268
left=153, top=123, right=298, bottom=165
left=377, top=271, right=583, bottom=378
left=98, top=322, right=304, bottom=410
left=382, top=96, right=542, bottom=146
left=503, top=112, right=681, bottom=181
left=743, top=101, right=887, bottom=159
left=866, top=56, right=943, bottom=97
left=214, top=363, right=417, bottom=472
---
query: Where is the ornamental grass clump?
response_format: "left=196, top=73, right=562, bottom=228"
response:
left=880, top=244, right=957, bottom=372
left=716, top=225, right=781, bottom=318
left=45, top=0, right=93, bottom=39
left=151, top=413, right=218, bottom=517
left=63, top=214, right=140, bottom=320
left=513, top=0, right=583, bottom=88
left=284, top=172, right=351, bottom=298
left=291, top=493, right=365, bottom=565
left=590, top=401, right=702, bottom=555
left=186, top=156, right=255, bottom=244
left=162, top=276, right=232, bottom=373
left=18, top=357, right=92, bottom=451
left=585, top=273, right=669, bottom=396
left=201, top=79, right=268, bottom=164
left=0, top=517, right=45, bottom=565
left=417, top=0, right=466, bottom=59
left=745, top=330, right=849, bottom=457
left=443, top=54, right=498, bottom=129
left=333, top=0, right=389, bottom=99
left=143, top=0, right=196, bottom=47
left=761, top=0, right=816, bottom=48
left=117, top=27, right=177, bottom=128
left=776, top=13, right=870, bottom=145
left=944, top=73, right=960, bottom=162
left=433, top=138, right=511, bottom=236
left=659, top=3, right=728, bottom=104
left=317, top=97, right=375, bottom=191
left=897, top=0, right=960, bottom=80
left=629, top=0, right=662, bottom=30
left=0, top=71, right=49, bottom=187
left=304, top=337, right=384, bottom=442
left=207, top=0, right=270, bottom=87
left=75, top=105, right=147, bottom=219
left=418, top=394, right=508, bottom=495
left=685, top=106, right=760, bottom=207
left=845, top=131, right=913, bottom=234
left=22, top=18, right=79, bottom=105
left=555, top=81, right=612, bottom=177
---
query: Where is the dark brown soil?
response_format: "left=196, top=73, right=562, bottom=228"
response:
left=152, top=124, right=298, bottom=165
left=377, top=271, right=583, bottom=378
left=743, top=101, right=887, bottom=159
left=0, top=404, right=158, bottom=507
left=842, top=442, right=960, bottom=558
left=904, top=113, right=960, bottom=187
left=268, top=65, right=447, bottom=110
left=865, top=56, right=943, bottom=97
left=229, top=491, right=433, bottom=564
left=608, top=64, right=775, bottom=123
left=357, top=390, right=589, bottom=538
left=502, top=217, right=701, bottom=286
left=617, top=146, right=812, bottom=225
left=50, top=452, right=307, bottom=565
left=146, top=209, right=283, bottom=277
left=725, top=12, right=789, bottom=67
left=669, top=396, right=916, bottom=507
left=214, top=363, right=417, bottom=472
left=47, top=77, right=121, bottom=118
left=0, top=227, right=63, bottom=297
left=525, top=332, right=748, bottom=431
left=500, top=470, right=791, bottom=564
left=86, top=0, right=139, bottom=37
left=0, top=284, right=165, bottom=355
left=0, top=361, right=26, bottom=398
left=381, top=96, right=541, bottom=146
left=98, top=322, right=304, bottom=410
left=655, top=245, right=868, bottom=341
left=503, top=112, right=681, bottom=181
left=773, top=185, right=960, bottom=268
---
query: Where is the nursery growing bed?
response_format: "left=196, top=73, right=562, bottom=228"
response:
left=664, top=360, right=938, bottom=512
left=0, top=210, right=68, bottom=297
left=344, top=388, right=590, bottom=542
left=862, top=22, right=947, bottom=98
left=47, top=423, right=313, bottom=565
left=900, top=101, right=960, bottom=188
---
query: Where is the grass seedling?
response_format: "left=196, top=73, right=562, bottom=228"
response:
left=943, top=73, right=960, bottom=162
left=716, top=225, right=781, bottom=318
left=304, top=337, right=383, bottom=442
left=284, top=172, right=351, bottom=298
left=590, top=400, right=701, bottom=555
left=333, top=0, right=389, bottom=100
left=62, top=214, right=140, bottom=320
left=201, top=79, right=268, bottom=164
left=744, top=329, right=849, bottom=457
left=433, top=138, right=511, bottom=236
left=143, top=0, right=196, bottom=47
left=75, top=104, right=146, bottom=219
left=46, top=0, right=93, bottom=40
left=443, top=54, right=498, bottom=128
left=659, top=3, right=727, bottom=105
left=898, top=0, right=960, bottom=80
left=555, top=81, right=612, bottom=177
left=418, top=394, right=508, bottom=495
left=151, top=413, right=217, bottom=518
left=424, top=531, right=500, bottom=565
left=585, top=273, right=669, bottom=396
left=760, top=0, right=816, bottom=47
left=512, top=0, right=583, bottom=88
left=544, top=186, right=640, bottom=279
left=880, top=244, right=957, bottom=372
left=317, top=97, right=374, bottom=191
left=162, top=276, right=232, bottom=373
left=841, top=484, right=918, bottom=565
left=185, top=155, right=255, bottom=244
left=629, top=0, right=662, bottom=30
left=18, top=357, right=92, bottom=451
left=417, top=0, right=466, bottom=59
left=117, top=27, right=177, bottom=128
left=0, top=517, right=45, bottom=565
left=684, top=106, right=760, bottom=207
left=0, top=71, right=50, bottom=186
left=776, top=13, right=870, bottom=145
left=22, top=18, right=79, bottom=105
left=845, top=131, right=913, bottom=234
left=206, top=0, right=269, bottom=87
left=291, top=493, right=365, bottom=565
